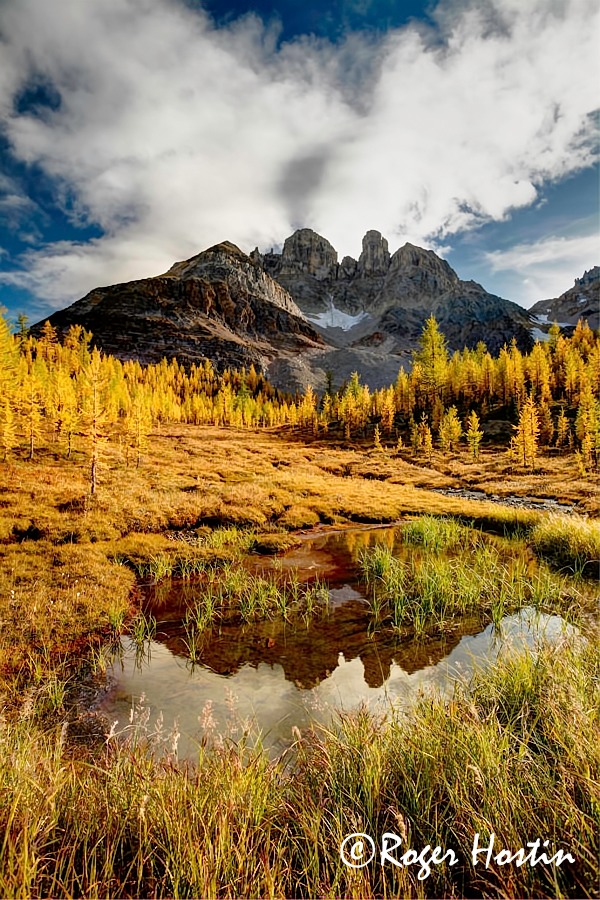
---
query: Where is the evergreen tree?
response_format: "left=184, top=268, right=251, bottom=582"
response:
left=299, top=384, right=318, bottom=432
left=325, top=369, right=335, bottom=398
left=409, top=415, right=420, bottom=454
left=81, top=350, right=109, bottom=494
left=547, top=322, right=561, bottom=353
left=17, top=313, right=29, bottom=344
left=538, top=399, right=554, bottom=447
left=509, top=338, right=525, bottom=407
left=417, top=413, right=433, bottom=462
left=422, top=420, right=434, bottom=463
left=510, top=394, right=540, bottom=468
left=126, top=390, right=153, bottom=468
left=0, top=309, right=18, bottom=402
left=17, top=365, right=43, bottom=460
left=438, top=406, right=463, bottom=452
left=38, top=320, right=59, bottom=363
left=466, top=410, right=484, bottom=461
left=413, top=316, right=448, bottom=404
left=555, top=407, right=570, bottom=451
left=431, top=396, right=445, bottom=434
left=0, top=398, right=17, bottom=460
left=373, top=423, right=383, bottom=451
left=575, top=380, right=600, bottom=469
left=380, top=388, right=395, bottom=435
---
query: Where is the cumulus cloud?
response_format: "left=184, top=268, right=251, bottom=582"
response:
left=485, top=233, right=599, bottom=304
left=0, top=0, right=598, bottom=309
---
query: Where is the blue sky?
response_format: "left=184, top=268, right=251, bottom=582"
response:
left=200, top=0, right=434, bottom=41
left=0, top=0, right=598, bottom=324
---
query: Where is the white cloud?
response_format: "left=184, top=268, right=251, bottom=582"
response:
left=484, top=233, right=600, bottom=303
left=0, top=0, right=598, bottom=309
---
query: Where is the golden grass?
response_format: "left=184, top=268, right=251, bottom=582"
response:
left=0, top=539, right=134, bottom=691
left=425, top=447, right=599, bottom=514
left=0, top=425, right=597, bottom=690
left=0, top=637, right=597, bottom=898
left=530, top=514, right=600, bottom=576
left=0, top=425, right=598, bottom=898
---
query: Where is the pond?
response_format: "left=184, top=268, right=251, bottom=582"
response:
left=102, top=524, right=578, bottom=758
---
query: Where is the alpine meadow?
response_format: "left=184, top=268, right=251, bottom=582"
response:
left=1, top=0, right=599, bottom=895
left=0, top=306, right=598, bottom=897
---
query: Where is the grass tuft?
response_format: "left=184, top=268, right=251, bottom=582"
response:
left=529, top=514, right=600, bottom=576
left=401, top=515, right=471, bottom=551
left=359, top=533, right=584, bottom=635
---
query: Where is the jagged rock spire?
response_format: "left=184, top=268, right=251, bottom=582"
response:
left=358, top=230, right=390, bottom=276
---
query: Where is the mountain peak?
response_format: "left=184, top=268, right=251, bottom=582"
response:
left=530, top=263, right=599, bottom=331
left=34, top=226, right=539, bottom=393
left=279, top=228, right=338, bottom=280
left=205, top=240, right=248, bottom=258
left=575, top=266, right=600, bottom=287
left=389, top=242, right=459, bottom=286
left=358, top=230, right=390, bottom=276
left=164, top=241, right=249, bottom=279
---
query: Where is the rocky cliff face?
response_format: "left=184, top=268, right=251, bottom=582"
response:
left=37, top=242, right=325, bottom=373
left=529, top=266, right=599, bottom=332
left=277, top=228, right=338, bottom=280
left=255, top=228, right=534, bottom=364
left=358, top=230, right=390, bottom=276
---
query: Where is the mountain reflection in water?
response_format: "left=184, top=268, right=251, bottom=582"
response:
left=104, top=608, right=572, bottom=759
left=153, top=588, right=484, bottom=690
left=102, top=524, right=574, bottom=758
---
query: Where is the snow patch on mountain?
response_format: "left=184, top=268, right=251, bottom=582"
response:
left=306, top=300, right=371, bottom=332
left=532, top=314, right=571, bottom=332
left=530, top=321, right=571, bottom=342
left=530, top=326, right=551, bottom=343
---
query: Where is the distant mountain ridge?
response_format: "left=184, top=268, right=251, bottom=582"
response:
left=254, top=227, right=533, bottom=346
left=530, top=265, right=599, bottom=332
left=33, top=228, right=597, bottom=391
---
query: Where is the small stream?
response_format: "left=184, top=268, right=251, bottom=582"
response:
left=102, top=525, right=577, bottom=757
left=431, top=487, right=578, bottom=513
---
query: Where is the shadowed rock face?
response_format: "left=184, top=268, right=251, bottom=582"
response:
left=33, top=229, right=562, bottom=392
left=529, top=266, right=599, bottom=332
left=277, top=228, right=338, bottom=280
left=34, top=242, right=326, bottom=372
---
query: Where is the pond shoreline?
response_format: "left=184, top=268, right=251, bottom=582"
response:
left=99, top=516, right=593, bottom=760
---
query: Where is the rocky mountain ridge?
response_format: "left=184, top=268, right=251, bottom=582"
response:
left=251, top=228, right=535, bottom=386
left=37, top=241, right=325, bottom=374
left=34, top=228, right=597, bottom=392
left=529, top=265, right=599, bottom=332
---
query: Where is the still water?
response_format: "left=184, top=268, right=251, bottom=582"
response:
left=102, top=525, right=575, bottom=757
